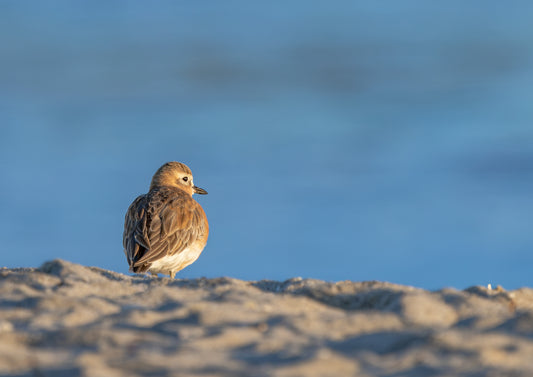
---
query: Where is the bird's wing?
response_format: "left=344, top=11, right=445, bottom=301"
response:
left=123, top=194, right=150, bottom=267
left=131, top=189, right=208, bottom=268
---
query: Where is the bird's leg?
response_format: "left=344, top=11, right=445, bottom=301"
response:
left=169, top=271, right=176, bottom=279
left=149, top=271, right=158, bottom=277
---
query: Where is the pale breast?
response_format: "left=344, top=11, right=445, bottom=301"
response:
left=147, top=241, right=206, bottom=275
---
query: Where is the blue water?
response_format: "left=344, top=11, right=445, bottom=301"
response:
left=2, top=2, right=533, bottom=289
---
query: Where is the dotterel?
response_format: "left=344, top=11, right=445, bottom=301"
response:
left=123, top=162, right=209, bottom=278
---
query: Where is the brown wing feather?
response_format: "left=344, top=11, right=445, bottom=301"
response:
left=124, top=187, right=208, bottom=270
left=123, top=194, right=150, bottom=268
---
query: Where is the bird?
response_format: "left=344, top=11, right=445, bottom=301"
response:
left=123, top=161, right=209, bottom=278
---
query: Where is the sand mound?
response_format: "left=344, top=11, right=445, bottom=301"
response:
left=1, top=259, right=533, bottom=376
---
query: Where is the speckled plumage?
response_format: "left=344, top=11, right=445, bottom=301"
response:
left=123, top=162, right=208, bottom=278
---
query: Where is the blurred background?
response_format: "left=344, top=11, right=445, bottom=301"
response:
left=1, top=2, right=533, bottom=289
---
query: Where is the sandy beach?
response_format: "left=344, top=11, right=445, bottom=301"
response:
left=1, top=259, right=533, bottom=376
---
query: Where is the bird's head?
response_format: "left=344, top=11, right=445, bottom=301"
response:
left=149, top=161, right=208, bottom=196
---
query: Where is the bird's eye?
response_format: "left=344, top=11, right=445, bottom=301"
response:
left=182, top=176, right=189, bottom=182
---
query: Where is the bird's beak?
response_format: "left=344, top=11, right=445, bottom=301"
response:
left=193, top=186, right=208, bottom=195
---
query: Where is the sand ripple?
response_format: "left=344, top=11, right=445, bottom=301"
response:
left=1, top=260, right=532, bottom=376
